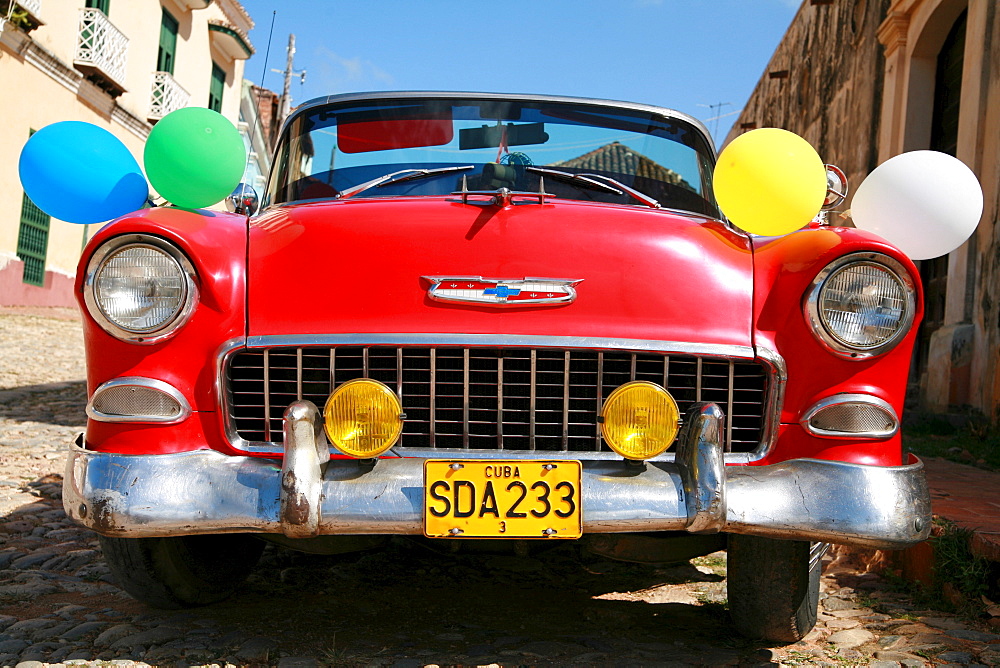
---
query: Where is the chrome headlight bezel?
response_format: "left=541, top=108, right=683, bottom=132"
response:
left=804, top=252, right=916, bottom=359
left=83, top=235, right=198, bottom=344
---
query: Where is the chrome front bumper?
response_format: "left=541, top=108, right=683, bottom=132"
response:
left=63, top=402, right=931, bottom=549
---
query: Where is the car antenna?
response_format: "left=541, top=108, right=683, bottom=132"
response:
left=241, top=11, right=277, bottom=208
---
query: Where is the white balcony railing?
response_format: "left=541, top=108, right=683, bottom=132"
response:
left=149, top=71, right=190, bottom=121
left=17, top=0, right=41, bottom=15
left=0, top=0, right=44, bottom=31
left=74, top=7, right=128, bottom=93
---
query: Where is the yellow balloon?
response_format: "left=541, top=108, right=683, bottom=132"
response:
left=713, top=128, right=827, bottom=236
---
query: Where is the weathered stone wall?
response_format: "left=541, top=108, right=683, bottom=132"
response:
left=972, top=2, right=1000, bottom=419
left=733, top=0, right=1000, bottom=421
left=726, top=0, right=891, bottom=210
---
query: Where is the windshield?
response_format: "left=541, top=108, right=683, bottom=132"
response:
left=265, top=95, right=720, bottom=217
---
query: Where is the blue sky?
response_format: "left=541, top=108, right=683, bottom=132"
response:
left=236, top=0, right=800, bottom=145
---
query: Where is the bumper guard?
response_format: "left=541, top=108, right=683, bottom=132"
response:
left=64, top=402, right=931, bottom=549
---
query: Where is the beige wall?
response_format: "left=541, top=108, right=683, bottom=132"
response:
left=27, top=0, right=251, bottom=134
left=0, top=50, right=143, bottom=285
left=0, top=0, right=252, bottom=306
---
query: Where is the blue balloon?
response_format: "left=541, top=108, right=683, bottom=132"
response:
left=18, top=121, right=148, bottom=225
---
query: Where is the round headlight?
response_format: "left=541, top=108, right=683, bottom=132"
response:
left=600, top=381, right=680, bottom=460
left=805, top=253, right=916, bottom=358
left=323, top=379, right=404, bottom=458
left=84, top=237, right=197, bottom=343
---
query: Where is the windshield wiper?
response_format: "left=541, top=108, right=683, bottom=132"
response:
left=580, top=173, right=661, bottom=209
left=337, top=165, right=475, bottom=200
left=525, top=167, right=623, bottom=195
left=525, top=167, right=661, bottom=209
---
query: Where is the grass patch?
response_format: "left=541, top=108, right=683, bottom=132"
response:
left=854, top=594, right=879, bottom=610
left=933, top=518, right=994, bottom=616
left=691, top=552, right=727, bottom=576
left=880, top=519, right=997, bottom=619
left=903, top=412, right=1000, bottom=470
left=783, top=649, right=820, bottom=666
left=693, top=589, right=728, bottom=608
left=879, top=568, right=953, bottom=615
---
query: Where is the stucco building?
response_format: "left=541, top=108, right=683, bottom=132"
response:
left=239, top=80, right=278, bottom=195
left=0, top=0, right=254, bottom=308
left=730, top=0, right=1000, bottom=420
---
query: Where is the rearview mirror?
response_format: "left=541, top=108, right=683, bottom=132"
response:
left=459, top=123, right=549, bottom=150
left=226, top=183, right=258, bottom=216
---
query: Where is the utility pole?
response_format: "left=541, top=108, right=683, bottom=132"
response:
left=272, top=34, right=306, bottom=127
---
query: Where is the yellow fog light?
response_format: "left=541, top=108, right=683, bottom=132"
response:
left=323, top=379, right=404, bottom=458
left=601, top=381, right=681, bottom=460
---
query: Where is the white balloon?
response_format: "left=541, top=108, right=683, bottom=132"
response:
left=851, top=150, right=983, bottom=260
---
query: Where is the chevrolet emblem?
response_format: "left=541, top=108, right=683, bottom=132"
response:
left=423, top=277, right=582, bottom=306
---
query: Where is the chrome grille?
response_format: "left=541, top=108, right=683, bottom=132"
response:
left=226, top=346, right=769, bottom=453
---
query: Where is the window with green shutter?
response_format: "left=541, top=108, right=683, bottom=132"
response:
left=17, top=191, right=50, bottom=287
left=85, top=0, right=110, bottom=14
left=81, top=0, right=110, bottom=53
left=157, top=9, right=179, bottom=74
left=17, top=129, right=50, bottom=287
left=209, top=62, right=225, bottom=112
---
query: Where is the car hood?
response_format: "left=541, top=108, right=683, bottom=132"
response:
left=247, top=197, right=753, bottom=347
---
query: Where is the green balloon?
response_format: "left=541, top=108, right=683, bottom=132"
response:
left=144, top=107, right=246, bottom=209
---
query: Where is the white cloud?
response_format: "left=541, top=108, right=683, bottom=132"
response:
left=312, top=46, right=394, bottom=91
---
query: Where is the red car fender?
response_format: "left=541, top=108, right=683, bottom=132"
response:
left=76, top=207, right=248, bottom=454
left=751, top=227, right=924, bottom=466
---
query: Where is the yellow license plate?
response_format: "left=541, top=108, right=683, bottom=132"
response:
left=423, top=460, right=582, bottom=539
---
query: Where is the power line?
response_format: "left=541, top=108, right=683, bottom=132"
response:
left=697, top=101, right=733, bottom=140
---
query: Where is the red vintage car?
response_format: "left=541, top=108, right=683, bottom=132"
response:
left=64, top=91, right=930, bottom=642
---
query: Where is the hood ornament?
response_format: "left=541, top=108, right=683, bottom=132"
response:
left=424, top=276, right=582, bottom=306
left=451, top=174, right=552, bottom=207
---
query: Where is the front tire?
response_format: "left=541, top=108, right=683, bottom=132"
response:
left=100, top=534, right=265, bottom=609
left=727, top=535, right=824, bottom=642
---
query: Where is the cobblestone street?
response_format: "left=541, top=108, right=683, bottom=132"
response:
left=2, top=309, right=1000, bottom=667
